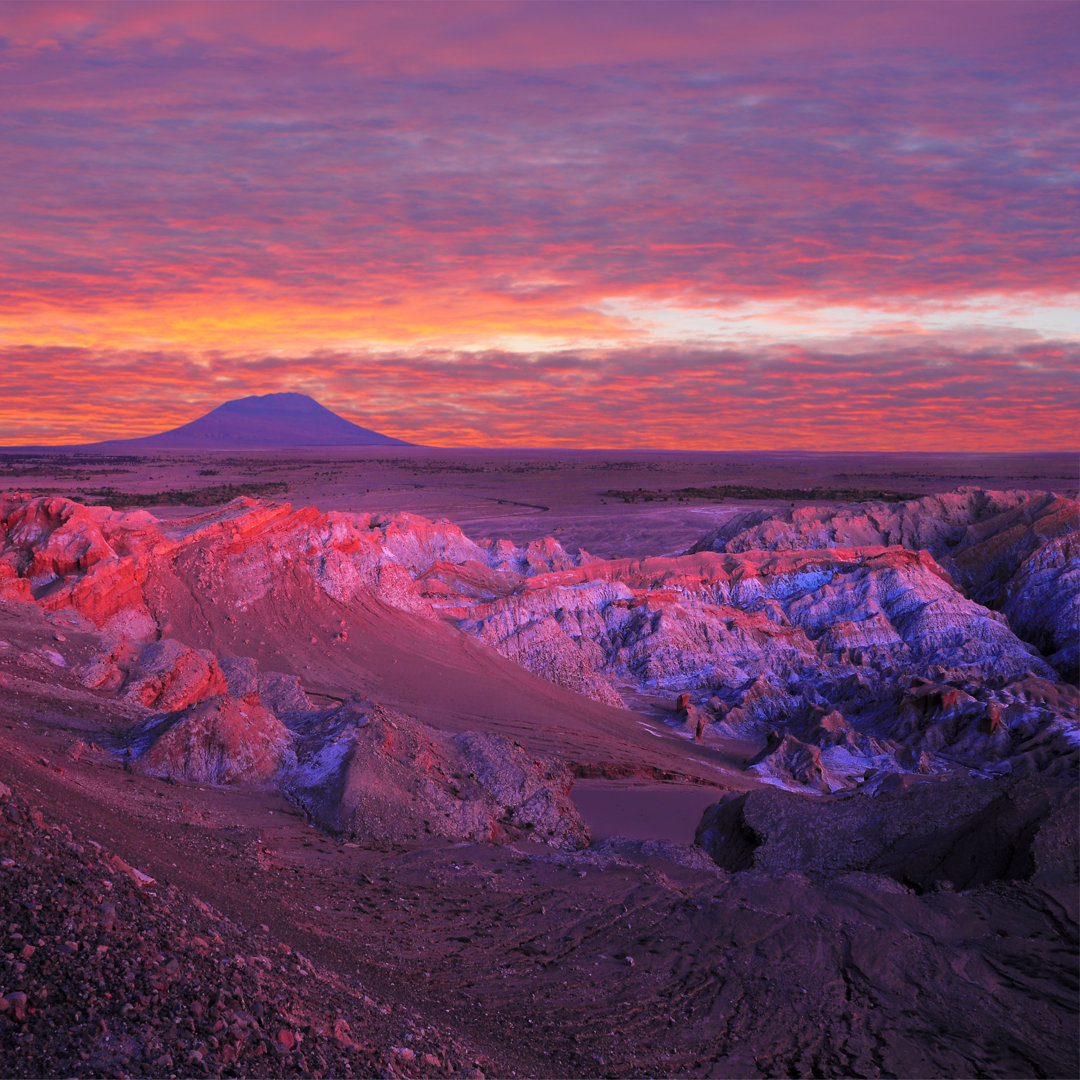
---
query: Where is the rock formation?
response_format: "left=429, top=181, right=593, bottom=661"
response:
left=285, top=702, right=590, bottom=849
left=122, top=639, right=228, bottom=711
left=696, top=773, right=1078, bottom=891
left=688, top=487, right=1079, bottom=680
left=1, top=487, right=1075, bottom=798
left=456, top=544, right=1076, bottom=782
left=0, top=492, right=596, bottom=844
left=131, top=695, right=295, bottom=785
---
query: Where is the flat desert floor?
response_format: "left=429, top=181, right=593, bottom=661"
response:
left=4, top=446, right=1074, bottom=557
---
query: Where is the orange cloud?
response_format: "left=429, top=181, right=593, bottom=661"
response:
left=1, top=342, right=1076, bottom=452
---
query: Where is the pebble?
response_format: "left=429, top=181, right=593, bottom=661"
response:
left=4, top=991, right=28, bottom=1021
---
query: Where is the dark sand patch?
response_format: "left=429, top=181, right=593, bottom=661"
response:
left=571, top=778, right=728, bottom=843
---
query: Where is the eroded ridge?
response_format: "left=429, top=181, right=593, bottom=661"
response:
left=1, top=489, right=1076, bottom=799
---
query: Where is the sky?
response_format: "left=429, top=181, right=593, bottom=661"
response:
left=1, top=0, right=1078, bottom=450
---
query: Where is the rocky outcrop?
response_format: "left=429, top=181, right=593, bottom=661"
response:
left=747, top=733, right=849, bottom=793
left=122, top=639, right=228, bottom=711
left=458, top=545, right=1076, bottom=780
left=0, top=493, right=156, bottom=639
left=0, top=491, right=600, bottom=708
left=0, top=494, right=115, bottom=581
left=695, top=774, right=1079, bottom=891
left=255, top=671, right=313, bottom=717
left=130, top=695, right=295, bottom=785
left=0, top=493, right=589, bottom=637
left=687, top=488, right=1070, bottom=571
left=468, top=605, right=626, bottom=707
left=218, top=656, right=312, bottom=716
left=285, top=703, right=589, bottom=850
left=688, top=487, right=1079, bottom=678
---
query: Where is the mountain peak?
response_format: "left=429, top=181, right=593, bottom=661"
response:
left=85, top=393, right=412, bottom=450
left=215, top=392, right=322, bottom=409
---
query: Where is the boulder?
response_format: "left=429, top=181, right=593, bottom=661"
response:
left=286, top=704, right=589, bottom=850
left=257, top=671, right=313, bottom=716
left=132, top=695, right=294, bottom=784
left=123, top=639, right=228, bottom=711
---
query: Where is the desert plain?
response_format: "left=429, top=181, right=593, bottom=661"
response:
left=1, top=442, right=1077, bottom=1078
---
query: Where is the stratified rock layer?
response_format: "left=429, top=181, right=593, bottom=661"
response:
left=456, top=544, right=1076, bottom=782
left=689, top=487, right=1079, bottom=679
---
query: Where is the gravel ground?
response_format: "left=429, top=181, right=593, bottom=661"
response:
left=0, top=781, right=490, bottom=1079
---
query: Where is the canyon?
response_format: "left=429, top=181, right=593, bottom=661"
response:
left=1, top=445, right=1077, bottom=1077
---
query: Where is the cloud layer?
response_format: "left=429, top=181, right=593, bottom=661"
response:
left=3, top=340, right=1076, bottom=452
left=1, top=1, right=1077, bottom=448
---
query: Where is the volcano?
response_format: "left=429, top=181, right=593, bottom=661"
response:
left=83, top=392, right=411, bottom=450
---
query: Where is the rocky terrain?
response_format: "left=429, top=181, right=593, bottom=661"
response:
left=689, top=487, right=1079, bottom=680
left=0, top=492, right=610, bottom=842
left=0, top=484, right=1076, bottom=796
left=456, top=542, right=1077, bottom=783
left=1, top=471, right=1077, bottom=1077
left=449, top=489, right=1077, bottom=791
left=0, top=783, right=486, bottom=1079
left=2, top=661, right=1076, bottom=1079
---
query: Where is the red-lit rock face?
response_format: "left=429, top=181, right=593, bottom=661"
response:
left=0, top=493, right=155, bottom=637
left=122, top=639, right=228, bottom=711
left=0, top=492, right=605, bottom=843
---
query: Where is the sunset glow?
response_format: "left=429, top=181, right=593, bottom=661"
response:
left=1, top=0, right=1077, bottom=449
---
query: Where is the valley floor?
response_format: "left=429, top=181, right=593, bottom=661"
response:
left=3, top=675, right=1077, bottom=1078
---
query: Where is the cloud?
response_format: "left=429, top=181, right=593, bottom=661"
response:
left=1, top=340, right=1076, bottom=451
left=2, top=2, right=1077, bottom=317
left=0, top=1, right=1076, bottom=449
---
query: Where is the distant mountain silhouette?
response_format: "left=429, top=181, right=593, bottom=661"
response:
left=80, top=393, right=412, bottom=450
